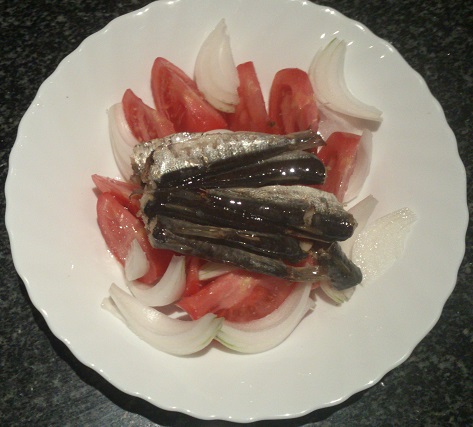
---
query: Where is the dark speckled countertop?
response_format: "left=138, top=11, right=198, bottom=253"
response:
left=1, top=0, right=472, bottom=425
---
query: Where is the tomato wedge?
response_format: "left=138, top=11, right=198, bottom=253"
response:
left=92, top=174, right=141, bottom=215
left=183, top=256, right=203, bottom=297
left=177, top=270, right=295, bottom=322
left=315, top=132, right=361, bottom=202
left=268, top=68, right=319, bottom=134
left=122, top=88, right=175, bottom=141
left=96, top=193, right=174, bottom=284
left=151, top=57, right=228, bottom=132
left=227, top=61, right=274, bottom=133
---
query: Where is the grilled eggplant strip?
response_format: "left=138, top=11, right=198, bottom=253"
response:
left=132, top=130, right=325, bottom=188
left=152, top=215, right=308, bottom=263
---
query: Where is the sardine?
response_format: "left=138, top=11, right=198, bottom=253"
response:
left=142, top=185, right=355, bottom=242
left=134, top=130, right=362, bottom=289
left=205, top=186, right=356, bottom=242
left=151, top=214, right=307, bottom=263
left=132, top=130, right=325, bottom=188
left=146, top=217, right=361, bottom=287
left=162, top=150, right=326, bottom=189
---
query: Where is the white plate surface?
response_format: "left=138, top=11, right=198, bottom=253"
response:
left=5, top=0, right=468, bottom=422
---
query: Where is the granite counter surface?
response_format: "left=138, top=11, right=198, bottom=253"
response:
left=1, top=0, right=472, bottom=425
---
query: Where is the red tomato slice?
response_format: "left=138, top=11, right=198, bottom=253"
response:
left=96, top=193, right=174, bottom=284
left=227, top=61, right=274, bottom=133
left=315, top=132, right=361, bottom=202
left=183, top=256, right=203, bottom=297
left=151, top=57, right=228, bottom=132
left=122, top=89, right=175, bottom=141
left=268, top=68, right=319, bottom=134
left=92, top=174, right=141, bottom=215
left=177, top=270, right=295, bottom=322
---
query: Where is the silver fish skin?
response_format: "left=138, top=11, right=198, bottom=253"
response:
left=131, top=130, right=324, bottom=187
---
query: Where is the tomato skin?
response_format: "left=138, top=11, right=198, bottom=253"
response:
left=122, top=89, right=175, bottom=141
left=96, top=193, right=174, bottom=284
left=268, top=68, right=319, bottom=134
left=151, top=57, right=228, bottom=133
left=227, top=61, right=275, bottom=133
left=177, top=270, right=295, bottom=322
left=92, top=174, right=141, bottom=215
left=315, top=132, right=361, bottom=202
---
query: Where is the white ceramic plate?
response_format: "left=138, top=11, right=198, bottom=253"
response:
left=6, top=0, right=468, bottom=422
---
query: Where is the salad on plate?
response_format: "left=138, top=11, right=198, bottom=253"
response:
left=93, top=20, right=416, bottom=355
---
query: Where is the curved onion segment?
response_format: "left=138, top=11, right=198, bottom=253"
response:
left=106, top=284, right=223, bottom=356
left=108, top=103, right=139, bottom=180
left=194, top=19, right=239, bottom=113
left=309, top=38, right=383, bottom=122
left=124, top=239, right=149, bottom=281
left=198, top=261, right=238, bottom=281
left=352, top=208, right=416, bottom=285
left=320, top=279, right=355, bottom=304
left=216, top=282, right=314, bottom=353
left=316, top=103, right=362, bottom=140
left=128, top=255, right=186, bottom=307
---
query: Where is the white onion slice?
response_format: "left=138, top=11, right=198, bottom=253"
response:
left=127, top=255, right=186, bottom=307
left=108, top=103, right=139, bottom=180
left=352, top=208, right=416, bottom=285
left=107, top=284, right=223, bottom=356
left=320, top=279, right=355, bottom=304
left=216, top=282, right=314, bottom=353
left=101, top=296, right=125, bottom=323
left=194, top=19, right=239, bottom=112
left=317, top=103, right=363, bottom=140
left=198, top=261, right=238, bottom=281
left=343, top=129, right=373, bottom=203
left=309, top=38, right=383, bottom=122
left=124, top=239, right=149, bottom=281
